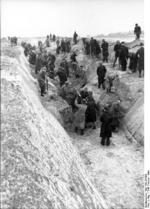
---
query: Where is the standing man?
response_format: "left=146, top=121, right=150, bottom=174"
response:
left=97, top=62, right=107, bottom=89
left=45, top=35, right=50, bottom=47
left=73, top=31, right=78, bottom=45
left=85, top=92, right=97, bottom=129
left=101, top=39, right=109, bottom=63
left=136, top=43, right=144, bottom=77
left=119, top=42, right=129, bottom=71
left=113, top=41, right=121, bottom=67
left=56, top=66, right=68, bottom=86
left=134, top=24, right=142, bottom=40
left=100, top=105, right=113, bottom=146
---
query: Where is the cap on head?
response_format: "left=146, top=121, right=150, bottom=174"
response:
left=121, top=42, right=125, bottom=45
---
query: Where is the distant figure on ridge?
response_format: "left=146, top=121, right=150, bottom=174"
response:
left=73, top=31, right=78, bottom=45
left=134, top=23, right=141, bottom=40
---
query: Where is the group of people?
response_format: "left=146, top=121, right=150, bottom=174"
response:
left=56, top=38, right=71, bottom=54
left=82, top=38, right=109, bottom=62
left=73, top=86, right=124, bottom=146
left=16, top=24, right=143, bottom=146
left=113, top=41, right=144, bottom=77
left=9, top=36, right=18, bottom=46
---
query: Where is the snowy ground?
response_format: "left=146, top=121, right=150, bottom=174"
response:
left=68, top=125, right=143, bottom=209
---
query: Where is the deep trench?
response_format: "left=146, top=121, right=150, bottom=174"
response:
left=29, top=41, right=144, bottom=209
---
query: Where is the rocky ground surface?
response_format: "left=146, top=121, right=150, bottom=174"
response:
left=1, top=38, right=144, bottom=209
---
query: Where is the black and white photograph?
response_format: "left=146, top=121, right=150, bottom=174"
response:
left=1, top=0, right=149, bottom=209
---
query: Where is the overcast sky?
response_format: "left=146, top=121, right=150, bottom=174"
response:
left=1, top=0, right=144, bottom=37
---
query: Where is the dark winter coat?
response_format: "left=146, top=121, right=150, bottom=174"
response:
left=85, top=101, right=97, bottom=123
left=136, top=46, right=144, bottom=71
left=97, top=65, right=107, bottom=82
left=129, top=53, right=138, bottom=72
left=134, top=26, right=141, bottom=35
left=119, top=45, right=129, bottom=66
left=114, top=43, right=121, bottom=57
left=56, top=67, right=67, bottom=86
left=100, top=111, right=113, bottom=138
left=101, top=42, right=109, bottom=56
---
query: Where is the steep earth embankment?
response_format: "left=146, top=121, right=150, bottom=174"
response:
left=1, top=41, right=108, bottom=209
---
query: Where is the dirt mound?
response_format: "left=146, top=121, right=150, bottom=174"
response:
left=1, top=41, right=108, bottom=209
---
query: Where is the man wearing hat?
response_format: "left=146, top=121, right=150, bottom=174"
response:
left=101, top=39, right=109, bottom=63
left=113, top=40, right=121, bottom=67
left=134, top=24, right=142, bottom=40
left=119, top=42, right=129, bottom=71
left=97, top=61, right=107, bottom=89
left=100, top=105, right=113, bottom=146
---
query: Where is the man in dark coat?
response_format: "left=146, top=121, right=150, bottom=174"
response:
left=128, top=52, right=138, bottom=73
left=95, top=40, right=101, bottom=58
left=66, top=40, right=71, bottom=53
left=90, top=38, right=95, bottom=57
left=45, top=35, right=50, bottom=47
left=134, top=24, right=141, bottom=39
left=61, top=39, right=66, bottom=53
left=85, top=92, right=97, bottom=129
left=109, top=101, right=124, bottom=132
left=136, top=43, right=144, bottom=77
left=56, top=66, right=68, bottom=86
left=60, top=59, right=69, bottom=78
left=53, top=34, right=56, bottom=42
left=73, top=31, right=78, bottom=44
left=97, top=62, right=107, bottom=89
left=113, top=41, right=121, bottom=67
left=119, top=42, right=129, bottom=71
left=101, top=39, right=109, bottom=62
left=100, top=106, right=113, bottom=146
left=29, top=50, right=36, bottom=65
left=85, top=40, right=90, bottom=55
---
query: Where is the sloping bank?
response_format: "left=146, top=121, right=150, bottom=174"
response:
left=1, top=42, right=108, bottom=209
left=124, top=95, right=144, bottom=145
